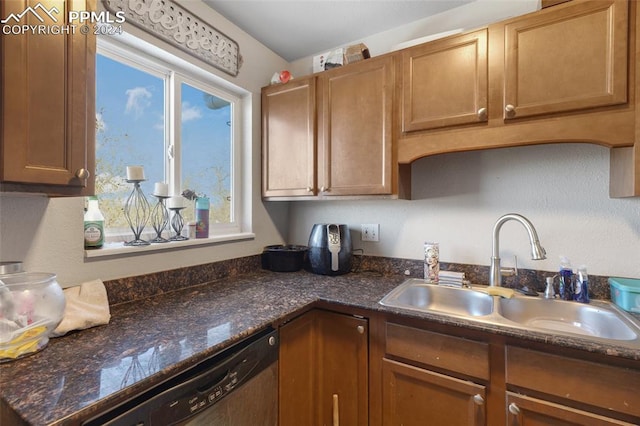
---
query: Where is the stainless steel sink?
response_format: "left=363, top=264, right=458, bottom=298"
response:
left=379, top=279, right=493, bottom=317
left=497, top=297, right=639, bottom=341
left=379, top=278, right=640, bottom=348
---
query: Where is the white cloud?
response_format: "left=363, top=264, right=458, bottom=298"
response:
left=125, top=87, right=152, bottom=117
left=182, top=102, right=202, bottom=123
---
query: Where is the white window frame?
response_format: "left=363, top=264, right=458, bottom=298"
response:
left=88, top=33, right=252, bottom=258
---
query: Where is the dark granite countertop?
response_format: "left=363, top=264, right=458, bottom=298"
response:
left=1, top=268, right=639, bottom=425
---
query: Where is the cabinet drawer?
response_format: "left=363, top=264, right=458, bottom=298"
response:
left=506, top=346, right=640, bottom=418
left=385, top=322, right=489, bottom=380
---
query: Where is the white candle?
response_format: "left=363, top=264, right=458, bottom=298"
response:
left=126, top=165, right=145, bottom=181
left=167, top=196, right=184, bottom=209
left=154, top=182, right=168, bottom=197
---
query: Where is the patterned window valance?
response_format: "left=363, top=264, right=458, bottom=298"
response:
left=102, top=0, right=242, bottom=76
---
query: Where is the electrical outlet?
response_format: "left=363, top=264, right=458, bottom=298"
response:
left=361, top=224, right=379, bottom=242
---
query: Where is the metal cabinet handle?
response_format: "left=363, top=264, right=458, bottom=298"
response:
left=508, top=402, right=521, bottom=415
left=75, top=168, right=90, bottom=180
left=320, top=186, right=328, bottom=193
left=505, top=104, right=516, bottom=118
left=477, top=107, right=487, bottom=121
left=306, top=187, right=313, bottom=193
left=473, top=394, right=484, bottom=406
left=333, top=394, right=339, bottom=426
left=357, top=325, right=365, bottom=334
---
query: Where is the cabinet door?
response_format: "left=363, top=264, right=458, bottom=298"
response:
left=262, top=77, right=316, bottom=197
left=317, top=56, right=394, bottom=196
left=316, top=310, right=368, bottom=426
left=402, top=29, right=488, bottom=132
left=279, top=310, right=316, bottom=426
left=383, top=358, right=486, bottom=426
left=279, top=310, right=368, bottom=426
left=506, top=392, right=636, bottom=426
left=503, top=0, right=628, bottom=120
left=1, top=0, right=95, bottom=194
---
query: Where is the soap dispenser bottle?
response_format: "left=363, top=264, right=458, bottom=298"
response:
left=558, top=256, right=573, bottom=301
left=574, top=265, right=590, bottom=303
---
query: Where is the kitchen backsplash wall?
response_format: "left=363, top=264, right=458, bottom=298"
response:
left=288, top=143, right=640, bottom=280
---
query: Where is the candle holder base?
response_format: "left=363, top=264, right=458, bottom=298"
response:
left=168, top=207, right=188, bottom=241
left=124, top=179, right=151, bottom=246
left=150, top=195, right=170, bottom=244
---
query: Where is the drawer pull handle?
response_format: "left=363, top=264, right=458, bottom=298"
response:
left=508, top=402, right=521, bottom=415
left=477, top=107, right=487, bottom=121
left=356, top=325, right=365, bottom=334
left=473, top=394, right=484, bottom=405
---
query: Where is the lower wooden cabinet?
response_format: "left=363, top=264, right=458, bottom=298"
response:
left=279, top=309, right=368, bottom=426
left=280, top=309, right=640, bottom=426
left=505, top=345, right=640, bottom=425
left=381, top=321, right=489, bottom=426
left=506, top=392, right=636, bottom=426
left=377, top=318, right=640, bottom=426
left=382, top=358, right=486, bottom=426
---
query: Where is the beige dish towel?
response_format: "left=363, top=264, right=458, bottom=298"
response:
left=52, top=279, right=111, bottom=337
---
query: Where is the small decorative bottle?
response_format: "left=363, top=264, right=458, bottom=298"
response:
left=195, top=197, right=210, bottom=238
left=84, top=196, right=105, bottom=249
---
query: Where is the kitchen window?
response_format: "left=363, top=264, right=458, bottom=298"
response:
left=92, top=34, right=250, bottom=255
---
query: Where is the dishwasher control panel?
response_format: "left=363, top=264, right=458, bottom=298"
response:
left=82, top=328, right=278, bottom=426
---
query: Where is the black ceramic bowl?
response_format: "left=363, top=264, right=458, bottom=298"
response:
left=261, top=245, right=308, bottom=272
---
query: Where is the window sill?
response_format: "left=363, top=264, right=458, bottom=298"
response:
left=84, top=232, right=255, bottom=259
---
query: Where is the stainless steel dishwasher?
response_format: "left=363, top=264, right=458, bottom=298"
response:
left=83, top=327, right=278, bottom=426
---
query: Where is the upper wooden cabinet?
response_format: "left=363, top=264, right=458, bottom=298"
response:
left=262, top=55, right=399, bottom=199
left=398, top=0, right=640, bottom=197
left=262, top=77, right=317, bottom=198
left=402, top=29, right=488, bottom=132
left=1, top=0, right=96, bottom=196
left=317, top=55, right=395, bottom=196
left=503, top=0, right=628, bottom=120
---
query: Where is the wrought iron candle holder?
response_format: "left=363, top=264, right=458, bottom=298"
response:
left=124, top=179, right=151, bottom=246
left=150, top=195, right=170, bottom=243
left=169, top=207, right=188, bottom=241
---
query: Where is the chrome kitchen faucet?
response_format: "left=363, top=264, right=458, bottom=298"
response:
left=489, top=213, right=546, bottom=287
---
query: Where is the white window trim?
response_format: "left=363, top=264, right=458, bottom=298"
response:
left=88, top=33, right=253, bottom=258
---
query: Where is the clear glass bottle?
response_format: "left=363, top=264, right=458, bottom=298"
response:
left=84, top=196, right=105, bottom=249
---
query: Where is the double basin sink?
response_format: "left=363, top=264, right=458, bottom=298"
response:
left=379, top=278, right=640, bottom=348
